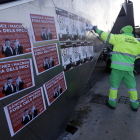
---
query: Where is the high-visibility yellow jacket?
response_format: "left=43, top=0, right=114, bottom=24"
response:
left=96, top=25, right=140, bottom=71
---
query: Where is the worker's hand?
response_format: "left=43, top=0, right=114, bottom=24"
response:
left=92, top=26, right=98, bottom=32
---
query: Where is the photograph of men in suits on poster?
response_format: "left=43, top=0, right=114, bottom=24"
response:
left=2, top=38, right=14, bottom=57
left=41, top=27, right=48, bottom=40
left=47, top=29, right=52, bottom=40
left=22, top=109, right=30, bottom=125
left=53, top=87, right=59, bottom=98
left=2, top=38, right=24, bottom=57
left=13, top=40, right=23, bottom=55
left=74, top=49, right=81, bottom=66
left=76, top=29, right=80, bottom=40
left=43, top=57, right=55, bottom=70
left=64, top=27, right=71, bottom=40
left=3, top=77, right=24, bottom=96
left=81, top=47, right=88, bottom=63
left=30, top=106, right=38, bottom=120
left=3, top=77, right=14, bottom=96
left=43, top=57, right=50, bottom=70
left=61, top=48, right=73, bottom=72
left=58, top=85, right=62, bottom=95
left=41, top=27, right=53, bottom=41
left=14, top=77, right=24, bottom=92
left=49, top=57, right=54, bottom=68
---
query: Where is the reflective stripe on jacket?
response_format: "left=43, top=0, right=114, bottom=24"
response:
left=96, top=28, right=140, bottom=71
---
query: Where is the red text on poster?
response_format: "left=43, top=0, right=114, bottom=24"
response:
left=43, top=71, right=67, bottom=105
left=33, top=43, right=60, bottom=75
left=0, top=22, right=32, bottom=60
left=4, top=87, right=46, bottom=137
left=0, top=59, right=35, bottom=100
left=29, top=13, right=58, bottom=42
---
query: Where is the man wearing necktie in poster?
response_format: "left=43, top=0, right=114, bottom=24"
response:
left=43, top=57, right=50, bottom=70
left=41, top=27, right=47, bottom=40
left=14, top=77, right=24, bottom=92
left=3, top=77, right=14, bottom=96
left=2, top=38, right=14, bottom=57
left=13, top=40, right=23, bottom=55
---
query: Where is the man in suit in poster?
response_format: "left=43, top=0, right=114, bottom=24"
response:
left=14, top=77, right=24, bottom=92
left=41, top=27, right=47, bottom=40
left=53, top=87, right=59, bottom=98
left=30, top=106, right=37, bottom=120
left=47, top=28, right=52, bottom=40
left=3, top=77, right=14, bottom=96
left=49, top=57, right=54, bottom=68
left=13, top=40, right=23, bottom=55
left=22, top=109, right=30, bottom=125
left=65, top=28, right=71, bottom=40
left=43, top=57, right=50, bottom=70
left=2, top=38, right=14, bottom=57
left=58, top=85, right=62, bottom=95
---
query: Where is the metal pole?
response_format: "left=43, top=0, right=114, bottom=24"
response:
left=90, top=30, right=113, bottom=51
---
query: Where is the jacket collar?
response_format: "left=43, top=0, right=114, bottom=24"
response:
left=122, top=32, right=134, bottom=37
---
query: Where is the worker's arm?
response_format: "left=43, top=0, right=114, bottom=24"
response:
left=136, top=45, right=140, bottom=59
left=95, top=29, right=117, bottom=46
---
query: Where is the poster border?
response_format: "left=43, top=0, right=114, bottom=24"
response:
left=0, top=58, right=35, bottom=100
left=32, top=43, right=60, bottom=75
left=3, top=87, right=46, bottom=137
left=0, top=21, right=33, bottom=61
left=28, top=13, right=58, bottom=43
left=43, top=71, right=67, bottom=106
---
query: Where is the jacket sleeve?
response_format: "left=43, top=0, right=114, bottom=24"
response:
left=136, top=44, right=140, bottom=59
left=96, top=29, right=117, bottom=46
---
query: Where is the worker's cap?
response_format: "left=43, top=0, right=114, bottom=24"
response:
left=121, top=25, right=133, bottom=33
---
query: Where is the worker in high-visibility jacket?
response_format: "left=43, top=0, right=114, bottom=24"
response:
left=92, top=25, right=140, bottom=111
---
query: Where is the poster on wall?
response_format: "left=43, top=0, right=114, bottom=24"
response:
left=60, top=42, right=74, bottom=72
left=80, top=42, right=88, bottom=63
left=43, top=71, right=67, bottom=106
left=32, top=43, right=60, bottom=75
left=4, top=87, right=46, bottom=137
left=87, top=42, right=94, bottom=61
left=73, top=42, right=82, bottom=67
left=55, top=7, right=72, bottom=41
left=70, top=13, right=79, bottom=41
left=78, top=17, right=86, bottom=41
left=0, top=58, right=35, bottom=100
left=0, top=22, right=32, bottom=60
left=29, top=13, right=58, bottom=42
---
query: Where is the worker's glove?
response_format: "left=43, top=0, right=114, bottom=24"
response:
left=92, top=26, right=98, bottom=32
left=86, top=22, right=97, bottom=32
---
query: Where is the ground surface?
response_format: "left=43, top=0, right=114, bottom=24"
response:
left=58, top=61, right=140, bottom=140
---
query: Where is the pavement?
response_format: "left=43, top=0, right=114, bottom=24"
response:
left=58, top=60, right=140, bottom=140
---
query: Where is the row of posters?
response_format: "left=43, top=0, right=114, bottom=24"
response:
left=55, top=7, right=87, bottom=41
left=0, top=13, right=91, bottom=61
left=61, top=42, right=94, bottom=72
left=4, top=71, right=67, bottom=136
left=0, top=13, right=58, bottom=61
left=0, top=7, right=94, bottom=137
